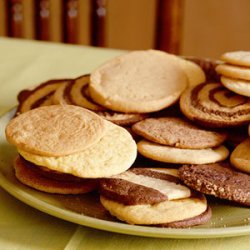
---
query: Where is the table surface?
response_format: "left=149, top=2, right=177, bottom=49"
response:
left=0, top=37, right=249, bottom=250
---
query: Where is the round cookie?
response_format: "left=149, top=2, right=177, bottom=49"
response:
left=6, top=105, right=106, bottom=157
left=89, top=50, right=188, bottom=113
left=137, top=140, right=229, bottom=164
left=18, top=120, right=137, bottom=178
left=221, top=51, right=250, bottom=67
left=179, top=163, right=250, bottom=206
left=100, top=194, right=208, bottom=225
left=180, top=82, right=250, bottom=127
left=216, top=63, right=250, bottom=81
left=14, top=156, right=98, bottom=194
left=132, top=117, right=227, bottom=149
left=221, top=76, right=250, bottom=97
left=230, top=138, right=250, bottom=173
left=16, top=79, right=71, bottom=115
left=100, top=168, right=191, bottom=205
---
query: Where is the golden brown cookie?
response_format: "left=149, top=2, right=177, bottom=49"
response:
left=132, top=117, right=227, bottom=149
left=89, top=50, right=188, bottom=113
left=180, top=82, right=250, bottom=127
left=221, top=51, right=250, bottom=67
left=230, top=138, right=250, bottom=174
left=14, top=156, right=98, bottom=194
left=6, top=105, right=106, bottom=157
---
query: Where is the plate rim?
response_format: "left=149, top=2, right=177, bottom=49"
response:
left=0, top=108, right=250, bottom=239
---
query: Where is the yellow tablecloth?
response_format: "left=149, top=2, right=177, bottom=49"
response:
left=0, top=37, right=249, bottom=250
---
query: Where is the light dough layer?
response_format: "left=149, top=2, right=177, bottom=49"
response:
left=137, top=140, right=229, bottom=164
left=18, top=121, right=137, bottom=178
left=89, top=50, right=188, bottom=113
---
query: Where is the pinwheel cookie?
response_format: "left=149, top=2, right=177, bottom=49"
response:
left=100, top=168, right=211, bottom=227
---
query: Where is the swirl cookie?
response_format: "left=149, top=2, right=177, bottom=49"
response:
left=137, top=140, right=229, bottom=164
left=16, top=79, right=71, bottom=115
left=180, top=82, right=250, bottom=127
left=100, top=168, right=211, bottom=227
left=89, top=50, right=188, bottom=113
left=132, top=117, right=227, bottom=149
left=179, top=163, right=250, bottom=206
left=14, top=156, right=98, bottom=194
left=6, top=105, right=106, bottom=157
left=230, top=138, right=250, bottom=173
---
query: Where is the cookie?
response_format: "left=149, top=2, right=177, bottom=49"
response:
left=100, top=194, right=208, bottom=226
left=216, top=63, right=250, bottom=81
left=89, top=50, right=188, bottom=113
left=137, top=140, right=229, bottom=164
left=16, top=79, right=71, bottom=115
left=100, top=168, right=191, bottom=205
left=14, top=156, right=98, bottom=194
left=18, top=120, right=137, bottom=178
left=179, top=163, right=250, bottom=206
left=6, top=105, right=106, bottom=157
left=221, top=51, right=250, bottom=67
left=132, top=117, right=227, bottom=149
left=221, top=76, right=250, bottom=97
left=230, top=138, right=250, bottom=174
left=180, top=82, right=250, bottom=127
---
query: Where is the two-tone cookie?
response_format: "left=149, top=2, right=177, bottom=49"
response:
left=100, top=168, right=211, bottom=227
left=180, top=82, right=250, bottom=128
left=6, top=105, right=137, bottom=194
left=133, top=117, right=229, bottom=164
left=216, top=51, right=250, bottom=97
left=179, top=163, right=250, bottom=206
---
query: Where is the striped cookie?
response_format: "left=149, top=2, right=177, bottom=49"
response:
left=230, top=138, right=250, bottom=174
left=137, top=140, right=229, bottom=164
left=180, top=82, right=250, bottom=127
left=16, top=79, right=71, bottom=115
left=179, top=163, right=250, bottom=206
left=132, top=117, right=227, bottom=149
left=14, top=156, right=98, bottom=194
left=100, top=168, right=191, bottom=205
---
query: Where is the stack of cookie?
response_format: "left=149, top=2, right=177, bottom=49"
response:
left=216, top=51, right=250, bottom=97
left=132, top=117, right=229, bottom=164
left=6, top=105, right=137, bottom=194
left=99, top=167, right=211, bottom=227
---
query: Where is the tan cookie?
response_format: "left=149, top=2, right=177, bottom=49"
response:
left=18, top=120, right=137, bottom=178
left=216, top=63, right=250, bottom=81
left=132, top=117, right=227, bottom=149
left=100, top=194, right=208, bottom=225
left=221, top=51, right=250, bottom=67
left=180, top=82, right=250, bottom=127
left=137, top=139, right=229, bottom=164
left=230, top=138, right=250, bottom=174
left=16, top=79, right=70, bottom=115
left=89, top=50, right=188, bottom=113
left=14, top=156, right=98, bottom=194
left=221, top=76, right=250, bottom=97
left=6, top=105, right=106, bottom=157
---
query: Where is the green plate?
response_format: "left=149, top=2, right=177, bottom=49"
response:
left=0, top=109, right=249, bottom=239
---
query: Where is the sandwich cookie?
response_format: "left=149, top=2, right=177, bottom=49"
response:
left=230, top=138, right=250, bottom=174
left=53, top=75, right=148, bottom=126
left=14, top=156, right=98, bottom=194
left=89, top=50, right=188, bottom=113
left=16, top=79, right=71, bottom=115
left=100, top=168, right=211, bottom=227
left=180, top=82, right=250, bottom=127
left=179, top=163, right=250, bottom=206
left=137, top=140, right=229, bottom=164
left=132, top=117, right=227, bottom=149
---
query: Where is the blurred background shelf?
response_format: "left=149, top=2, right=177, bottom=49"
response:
left=1, top=0, right=250, bottom=58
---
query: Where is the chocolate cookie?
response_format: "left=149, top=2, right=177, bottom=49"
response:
left=179, top=163, right=250, bottom=206
left=132, top=117, right=227, bottom=149
left=180, top=82, right=250, bottom=128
